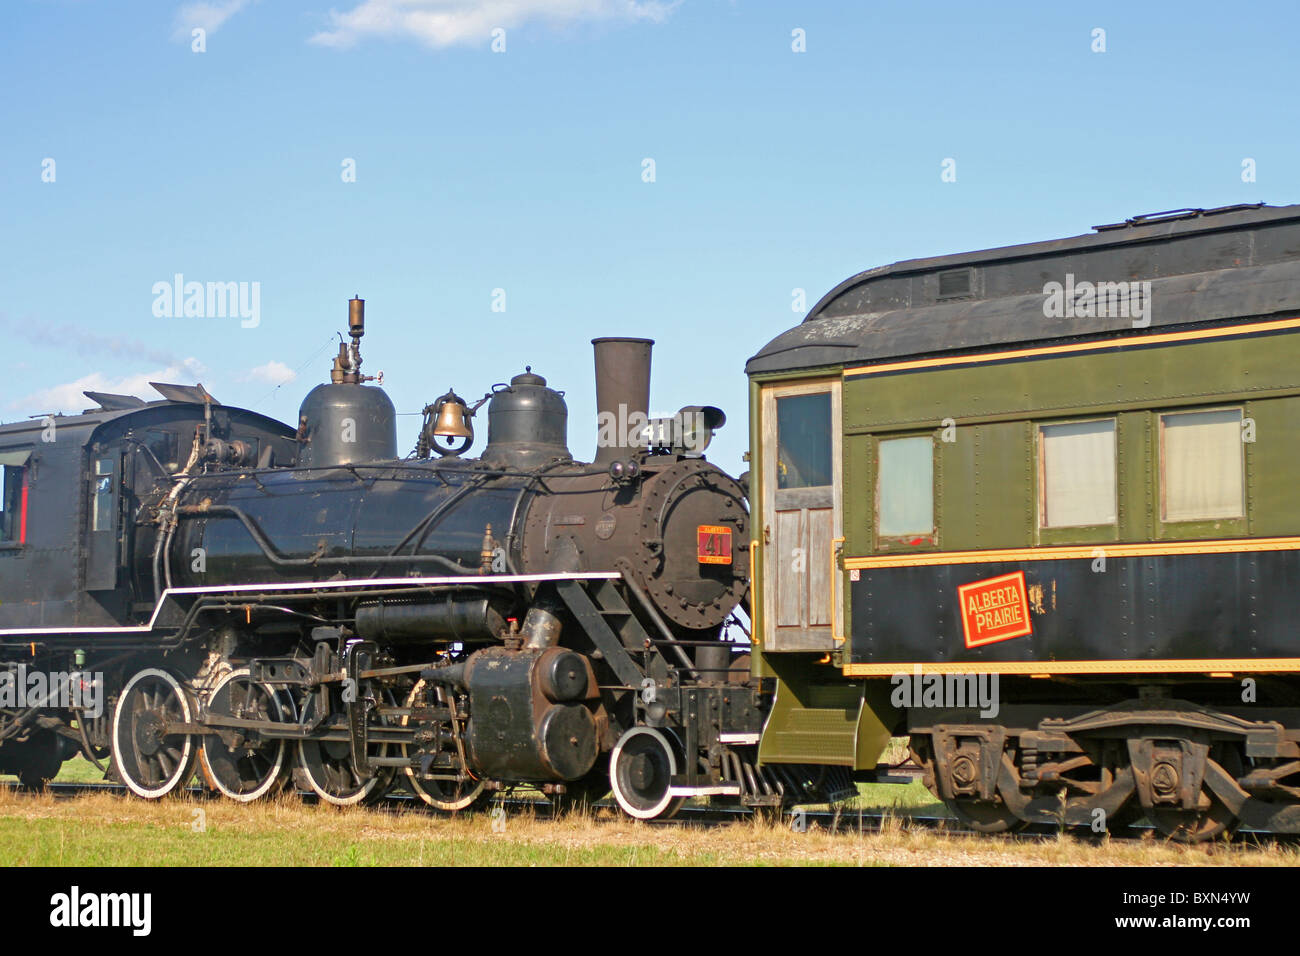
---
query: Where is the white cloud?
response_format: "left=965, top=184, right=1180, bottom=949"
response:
left=172, top=0, right=254, bottom=41
left=309, top=0, right=679, bottom=50
left=245, top=360, right=297, bottom=386
left=12, top=359, right=206, bottom=416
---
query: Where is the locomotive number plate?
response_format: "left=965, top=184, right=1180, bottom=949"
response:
left=957, top=571, right=1033, bottom=648
left=697, top=525, right=732, bottom=565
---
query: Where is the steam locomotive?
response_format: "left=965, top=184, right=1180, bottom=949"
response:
left=0, top=300, right=829, bottom=818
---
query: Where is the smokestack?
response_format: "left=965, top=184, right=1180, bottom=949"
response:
left=592, top=337, right=653, bottom=464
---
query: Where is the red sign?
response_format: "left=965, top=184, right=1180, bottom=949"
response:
left=697, top=525, right=732, bottom=565
left=957, top=571, right=1032, bottom=648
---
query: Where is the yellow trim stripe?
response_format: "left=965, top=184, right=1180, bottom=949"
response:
left=843, top=536, right=1300, bottom=571
left=843, top=316, right=1300, bottom=378
left=843, top=658, right=1300, bottom=676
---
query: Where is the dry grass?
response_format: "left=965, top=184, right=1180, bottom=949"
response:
left=0, top=786, right=1295, bottom=867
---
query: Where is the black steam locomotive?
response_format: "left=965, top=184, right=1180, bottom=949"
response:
left=0, top=299, right=826, bottom=818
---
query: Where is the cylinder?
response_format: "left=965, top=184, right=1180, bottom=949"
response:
left=592, top=337, right=653, bottom=464
left=537, top=704, right=598, bottom=780
left=536, top=647, right=589, bottom=702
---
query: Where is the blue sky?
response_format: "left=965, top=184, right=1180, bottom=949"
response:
left=2, top=0, right=1296, bottom=475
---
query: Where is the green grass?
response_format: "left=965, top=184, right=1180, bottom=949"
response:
left=845, top=780, right=945, bottom=814
left=53, top=754, right=108, bottom=784
left=3, top=787, right=1294, bottom=867
left=0, top=753, right=108, bottom=786
left=0, top=810, right=729, bottom=867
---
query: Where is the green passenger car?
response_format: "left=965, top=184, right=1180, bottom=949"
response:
left=746, top=204, right=1300, bottom=840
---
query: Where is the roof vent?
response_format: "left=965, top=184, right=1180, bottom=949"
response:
left=83, top=391, right=146, bottom=410
left=937, top=268, right=973, bottom=299
left=150, top=382, right=220, bottom=405
left=1092, top=203, right=1265, bottom=232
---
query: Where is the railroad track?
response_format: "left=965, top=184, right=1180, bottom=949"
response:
left=7, top=778, right=1295, bottom=845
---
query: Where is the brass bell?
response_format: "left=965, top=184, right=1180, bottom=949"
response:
left=431, top=394, right=473, bottom=439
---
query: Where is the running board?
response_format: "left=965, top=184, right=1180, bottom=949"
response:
left=668, top=785, right=742, bottom=797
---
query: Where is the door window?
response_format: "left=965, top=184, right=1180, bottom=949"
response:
left=776, top=392, right=832, bottom=489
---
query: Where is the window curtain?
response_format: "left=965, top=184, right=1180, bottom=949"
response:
left=1042, top=420, right=1116, bottom=527
left=1163, top=410, right=1243, bottom=521
left=878, top=437, right=933, bottom=536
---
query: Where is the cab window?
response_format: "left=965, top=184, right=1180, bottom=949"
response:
left=0, top=460, right=28, bottom=543
left=92, top=458, right=114, bottom=532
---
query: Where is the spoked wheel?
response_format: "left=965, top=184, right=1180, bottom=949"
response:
left=199, top=669, right=292, bottom=803
left=943, top=798, right=1028, bottom=834
left=296, top=689, right=396, bottom=807
left=1148, top=745, right=1242, bottom=844
left=610, top=727, right=684, bottom=821
left=111, top=668, right=198, bottom=799
left=401, top=678, right=486, bottom=812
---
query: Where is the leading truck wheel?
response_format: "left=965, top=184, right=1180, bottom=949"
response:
left=610, top=727, right=685, bottom=821
left=111, top=668, right=198, bottom=799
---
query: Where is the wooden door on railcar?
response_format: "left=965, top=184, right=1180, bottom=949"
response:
left=760, top=380, right=842, bottom=651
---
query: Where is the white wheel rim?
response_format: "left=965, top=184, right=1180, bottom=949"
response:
left=200, top=668, right=288, bottom=803
left=610, top=727, right=677, bottom=820
left=401, top=679, right=484, bottom=811
left=296, top=694, right=388, bottom=807
left=298, top=742, right=382, bottom=807
left=112, top=668, right=195, bottom=799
